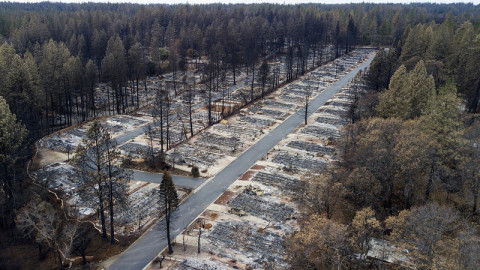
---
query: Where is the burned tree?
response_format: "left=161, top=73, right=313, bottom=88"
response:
left=259, top=60, right=270, bottom=98
left=103, top=135, right=130, bottom=244
left=187, top=83, right=195, bottom=137
left=15, top=195, right=79, bottom=269
left=153, top=86, right=168, bottom=157
left=73, top=120, right=128, bottom=242
left=70, top=222, right=98, bottom=265
left=144, top=123, right=156, bottom=161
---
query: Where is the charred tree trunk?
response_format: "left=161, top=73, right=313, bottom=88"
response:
left=251, top=63, right=255, bottom=102
left=233, top=59, right=236, bottom=85
left=197, top=223, right=202, bottom=254
left=109, top=179, right=115, bottom=244
left=166, top=200, right=173, bottom=254
left=189, top=88, right=194, bottom=137
left=99, top=188, right=107, bottom=240
left=208, top=76, right=212, bottom=126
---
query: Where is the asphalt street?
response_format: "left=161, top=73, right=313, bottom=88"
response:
left=108, top=54, right=375, bottom=270
left=114, top=125, right=148, bottom=145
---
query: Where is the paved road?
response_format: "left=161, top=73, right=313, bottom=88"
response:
left=114, top=125, right=148, bottom=145
left=108, top=54, right=375, bottom=270
left=131, top=170, right=204, bottom=189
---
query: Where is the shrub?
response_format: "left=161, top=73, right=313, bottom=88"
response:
left=122, top=157, right=134, bottom=168
left=191, top=166, right=200, bottom=177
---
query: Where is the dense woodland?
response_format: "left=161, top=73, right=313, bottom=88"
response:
left=0, top=2, right=479, bottom=140
left=0, top=2, right=480, bottom=269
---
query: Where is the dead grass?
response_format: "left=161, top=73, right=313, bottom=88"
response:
left=250, top=165, right=265, bottom=170
left=35, top=148, right=69, bottom=168
left=210, top=212, right=219, bottom=220
left=214, top=190, right=235, bottom=205
left=240, top=170, right=255, bottom=180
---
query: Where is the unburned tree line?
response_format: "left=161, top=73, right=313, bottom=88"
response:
left=286, top=59, right=480, bottom=269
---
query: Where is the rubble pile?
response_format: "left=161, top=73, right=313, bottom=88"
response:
left=315, top=116, right=346, bottom=126
left=300, top=125, right=340, bottom=139
left=273, top=152, right=327, bottom=170
left=228, top=192, right=295, bottom=222
left=167, top=144, right=225, bottom=169
left=238, top=115, right=275, bottom=127
left=206, top=221, right=286, bottom=266
left=197, top=132, right=240, bottom=150
left=247, top=106, right=287, bottom=120
left=38, top=129, right=86, bottom=152
left=318, top=107, right=348, bottom=116
left=119, top=142, right=154, bottom=159
left=212, top=124, right=260, bottom=139
left=262, top=100, right=296, bottom=110
left=32, top=163, right=81, bottom=194
left=250, top=172, right=300, bottom=195
left=287, top=140, right=335, bottom=155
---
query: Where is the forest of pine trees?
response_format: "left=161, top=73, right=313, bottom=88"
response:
left=0, top=2, right=478, bottom=141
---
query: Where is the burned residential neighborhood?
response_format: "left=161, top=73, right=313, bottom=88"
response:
left=0, top=2, right=480, bottom=270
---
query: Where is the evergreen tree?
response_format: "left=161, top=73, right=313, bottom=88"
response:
left=0, top=96, right=28, bottom=227
left=377, top=61, right=435, bottom=120
left=159, top=172, right=178, bottom=254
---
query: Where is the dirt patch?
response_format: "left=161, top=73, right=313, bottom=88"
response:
left=214, top=190, right=235, bottom=205
left=210, top=212, right=219, bottom=220
left=240, top=170, right=256, bottom=180
left=250, top=165, right=265, bottom=171
left=36, top=147, right=69, bottom=167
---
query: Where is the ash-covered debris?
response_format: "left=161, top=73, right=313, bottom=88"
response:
left=325, top=101, right=351, bottom=108
left=238, top=115, right=275, bottom=127
left=168, top=144, right=225, bottom=169
left=300, top=125, right=340, bottom=139
left=38, top=128, right=87, bottom=152
left=317, top=107, right=348, bottom=117
left=262, top=100, right=296, bottom=110
left=32, top=163, right=81, bottom=194
left=273, top=152, right=326, bottom=170
left=315, top=116, right=346, bottom=126
left=175, top=258, right=229, bottom=270
left=228, top=192, right=294, bottom=222
left=117, top=184, right=162, bottom=226
left=197, top=132, right=240, bottom=149
left=250, top=172, right=300, bottom=195
left=206, top=220, right=287, bottom=267
left=212, top=124, right=260, bottom=139
left=119, top=142, right=155, bottom=159
left=247, top=106, right=287, bottom=120
left=286, top=140, right=335, bottom=155
left=278, top=94, right=304, bottom=104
